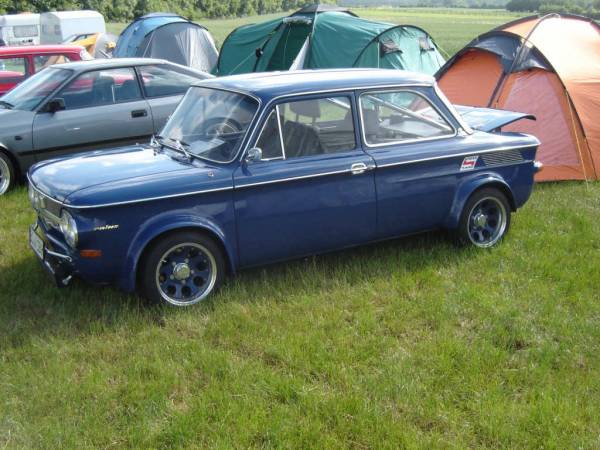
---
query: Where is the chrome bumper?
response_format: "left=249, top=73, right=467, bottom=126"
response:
left=30, top=224, right=74, bottom=287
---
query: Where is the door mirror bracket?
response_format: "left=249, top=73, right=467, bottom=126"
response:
left=46, top=98, right=66, bottom=113
left=245, top=147, right=263, bottom=164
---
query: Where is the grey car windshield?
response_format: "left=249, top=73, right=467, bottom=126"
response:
left=161, top=87, right=258, bottom=163
left=1, top=67, right=72, bottom=111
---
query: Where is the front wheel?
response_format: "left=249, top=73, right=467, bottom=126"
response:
left=139, top=231, right=225, bottom=306
left=456, top=187, right=511, bottom=248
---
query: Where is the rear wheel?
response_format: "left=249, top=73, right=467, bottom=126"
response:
left=456, top=187, right=511, bottom=248
left=139, top=231, right=225, bottom=306
left=0, top=152, right=15, bottom=195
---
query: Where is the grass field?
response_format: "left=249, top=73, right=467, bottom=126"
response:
left=2, top=8, right=600, bottom=449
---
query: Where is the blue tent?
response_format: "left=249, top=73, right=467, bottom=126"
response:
left=114, top=13, right=218, bottom=72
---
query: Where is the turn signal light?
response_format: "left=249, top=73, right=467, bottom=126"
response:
left=80, top=249, right=103, bottom=259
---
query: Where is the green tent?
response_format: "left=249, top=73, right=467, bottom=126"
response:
left=214, top=4, right=445, bottom=76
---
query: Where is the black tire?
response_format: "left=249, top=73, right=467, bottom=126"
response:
left=0, top=151, right=16, bottom=196
left=139, top=230, right=226, bottom=306
left=455, top=187, right=511, bottom=248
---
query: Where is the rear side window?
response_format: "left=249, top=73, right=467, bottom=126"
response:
left=360, top=90, right=454, bottom=146
left=253, top=96, right=356, bottom=161
left=137, top=64, right=199, bottom=98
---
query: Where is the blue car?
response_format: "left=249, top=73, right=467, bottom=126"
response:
left=28, top=69, right=541, bottom=306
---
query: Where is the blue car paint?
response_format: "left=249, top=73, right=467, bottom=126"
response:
left=27, top=69, right=540, bottom=293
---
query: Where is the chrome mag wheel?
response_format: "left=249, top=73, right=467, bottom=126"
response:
left=155, top=242, right=217, bottom=306
left=0, top=156, right=11, bottom=195
left=467, top=196, right=507, bottom=247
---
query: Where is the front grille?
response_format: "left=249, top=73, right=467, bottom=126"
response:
left=481, top=149, right=524, bottom=167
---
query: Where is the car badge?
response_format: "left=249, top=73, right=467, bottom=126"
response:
left=460, top=156, right=478, bottom=171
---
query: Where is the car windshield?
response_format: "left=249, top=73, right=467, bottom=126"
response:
left=1, top=67, right=72, bottom=111
left=160, top=87, right=259, bottom=164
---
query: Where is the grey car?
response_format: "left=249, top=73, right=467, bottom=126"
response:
left=0, top=58, right=211, bottom=194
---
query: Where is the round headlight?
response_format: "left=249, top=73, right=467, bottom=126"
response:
left=60, top=210, right=78, bottom=248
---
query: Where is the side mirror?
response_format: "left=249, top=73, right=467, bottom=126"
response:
left=46, top=98, right=66, bottom=113
left=245, top=147, right=262, bottom=164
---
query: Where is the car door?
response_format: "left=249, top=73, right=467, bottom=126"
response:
left=233, top=93, right=377, bottom=267
left=136, top=64, right=207, bottom=133
left=32, top=66, right=153, bottom=161
left=359, top=88, right=463, bottom=238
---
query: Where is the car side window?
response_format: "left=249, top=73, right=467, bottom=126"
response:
left=360, top=91, right=454, bottom=146
left=56, top=67, right=142, bottom=110
left=255, top=109, right=284, bottom=160
left=34, top=54, right=74, bottom=71
left=0, top=57, right=28, bottom=77
left=137, top=64, right=199, bottom=98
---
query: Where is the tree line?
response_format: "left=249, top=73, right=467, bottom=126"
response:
left=506, top=0, right=600, bottom=18
left=0, top=0, right=310, bottom=22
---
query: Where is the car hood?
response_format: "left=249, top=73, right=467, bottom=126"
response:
left=29, top=146, right=234, bottom=208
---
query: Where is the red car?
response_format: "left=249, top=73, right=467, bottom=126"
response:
left=0, top=45, right=92, bottom=95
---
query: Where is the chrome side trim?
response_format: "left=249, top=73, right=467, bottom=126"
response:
left=27, top=176, right=233, bottom=210
left=27, top=144, right=537, bottom=209
left=235, top=165, right=374, bottom=189
left=375, top=144, right=539, bottom=169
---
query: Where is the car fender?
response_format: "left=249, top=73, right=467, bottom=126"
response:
left=0, top=142, right=20, bottom=174
left=120, top=212, right=237, bottom=292
left=444, top=172, right=515, bottom=229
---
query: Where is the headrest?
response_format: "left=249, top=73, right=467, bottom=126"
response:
left=289, top=99, right=321, bottom=119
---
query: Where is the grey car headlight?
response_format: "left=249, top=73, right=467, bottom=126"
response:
left=59, top=210, right=78, bottom=248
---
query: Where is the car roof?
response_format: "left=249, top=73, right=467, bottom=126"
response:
left=0, top=45, right=85, bottom=56
left=50, top=57, right=175, bottom=72
left=195, top=69, right=435, bottom=100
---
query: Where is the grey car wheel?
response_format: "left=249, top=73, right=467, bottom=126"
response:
left=0, top=152, right=15, bottom=195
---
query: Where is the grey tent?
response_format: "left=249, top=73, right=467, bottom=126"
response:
left=114, top=13, right=218, bottom=72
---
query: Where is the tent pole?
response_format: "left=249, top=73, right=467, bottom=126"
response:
left=565, top=89, right=590, bottom=186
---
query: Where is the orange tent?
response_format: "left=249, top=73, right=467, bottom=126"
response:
left=436, top=14, right=600, bottom=181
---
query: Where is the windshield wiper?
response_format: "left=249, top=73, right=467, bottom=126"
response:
left=154, top=135, right=196, bottom=160
left=0, top=100, right=13, bottom=109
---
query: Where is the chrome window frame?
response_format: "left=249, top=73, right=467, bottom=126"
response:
left=253, top=107, right=285, bottom=161
left=247, top=93, right=358, bottom=163
left=358, top=88, right=458, bottom=148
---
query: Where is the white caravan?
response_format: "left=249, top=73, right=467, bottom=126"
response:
left=0, top=13, right=40, bottom=46
left=40, top=11, right=105, bottom=44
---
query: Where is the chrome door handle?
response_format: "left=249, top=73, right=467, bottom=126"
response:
left=350, top=162, right=368, bottom=175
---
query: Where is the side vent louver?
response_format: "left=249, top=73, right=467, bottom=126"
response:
left=481, top=149, right=524, bottom=167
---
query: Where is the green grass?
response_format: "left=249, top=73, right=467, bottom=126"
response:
left=2, top=8, right=600, bottom=448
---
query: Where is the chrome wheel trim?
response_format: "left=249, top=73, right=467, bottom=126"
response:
left=467, top=196, right=507, bottom=248
left=0, top=157, right=10, bottom=195
left=155, top=242, right=217, bottom=306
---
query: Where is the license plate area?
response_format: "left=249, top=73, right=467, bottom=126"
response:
left=29, top=226, right=44, bottom=260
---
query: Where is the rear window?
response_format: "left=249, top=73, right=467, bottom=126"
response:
left=137, top=64, right=200, bottom=98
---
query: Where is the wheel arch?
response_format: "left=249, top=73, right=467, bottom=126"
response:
left=445, top=174, right=516, bottom=230
left=120, top=217, right=237, bottom=292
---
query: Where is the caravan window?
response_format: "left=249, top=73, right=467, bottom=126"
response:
left=13, top=25, right=38, bottom=38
